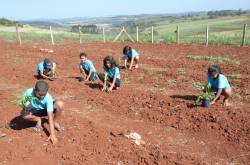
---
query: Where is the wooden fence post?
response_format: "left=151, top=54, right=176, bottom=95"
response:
left=206, top=25, right=209, bottom=46
left=103, top=27, right=106, bottom=43
left=50, top=26, right=54, bottom=45
left=151, top=26, right=154, bottom=43
left=241, top=24, right=247, bottom=47
left=79, top=26, right=82, bottom=44
left=176, top=25, right=180, bottom=44
left=136, top=26, right=139, bottom=42
left=15, top=24, right=22, bottom=46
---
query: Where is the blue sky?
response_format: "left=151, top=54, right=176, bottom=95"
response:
left=0, top=0, right=250, bottom=20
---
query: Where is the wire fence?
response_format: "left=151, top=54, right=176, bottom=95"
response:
left=0, top=23, right=249, bottom=46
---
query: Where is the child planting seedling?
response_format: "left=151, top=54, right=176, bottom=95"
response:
left=99, top=56, right=121, bottom=92
left=37, top=58, right=57, bottom=81
left=206, top=65, right=232, bottom=106
left=79, top=51, right=98, bottom=82
left=122, top=46, right=140, bottom=70
left=20, top=81, right=64, bottom=144
left=193, top=65, right=232, bottom=107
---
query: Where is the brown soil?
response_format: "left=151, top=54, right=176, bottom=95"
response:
left=0, top=40, right=249, bottom=165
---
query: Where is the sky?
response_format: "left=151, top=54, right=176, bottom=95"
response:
left=0, top=0, right=250, bottom=20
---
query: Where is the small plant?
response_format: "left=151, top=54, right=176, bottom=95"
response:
left=8, top=54, right=22, bottom=64
left=177, top=68, right=185, bottom=76
left=187, top=55, right=230, bottom=64
left=234, top=61, right=241, bottom=66
left=159, top=87, right=167, bottom=93
left=9, top=89, right=26, bottom=105
left=192, top=81, right=216, bottom=107
left=168, top=79, right=177, bottom=86
left=49, top=71, right=57, bottom=80
left=9, top=90, right=38, bottom=110
left=228, top=73, right=241, bottom=80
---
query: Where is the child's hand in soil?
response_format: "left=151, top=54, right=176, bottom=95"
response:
left=107, top=87, right=113, bottom=93
left=47, top=135, right=58, bottom=144
left=101, top=87, right=106, bottom=92
left=210, top=100, right=215, bottom=105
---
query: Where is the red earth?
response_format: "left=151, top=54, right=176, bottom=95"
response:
left=0, top=40, right=249, bottom=165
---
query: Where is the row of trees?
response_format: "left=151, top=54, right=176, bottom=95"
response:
left=0, top=18, right=22, bottom=26
left=71, top=24, right=100, bottom=34
left=207, top=9, right=249, bottom=18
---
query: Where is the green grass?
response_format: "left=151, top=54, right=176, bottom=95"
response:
left=228, top=73, right=241, bottom=79
left=187, top=55, right=241, bottom=66
left=187, top=55, right=230, bottom=63
left=0, top=15, right=250, bottom=45
left=142, top=15, right=250, bottom=45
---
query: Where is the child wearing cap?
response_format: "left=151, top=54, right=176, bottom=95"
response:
left=20, top=80, right=64, bottom=144
left=79, top=51, right=98, bottom=82
left=37, top=58, right=57, bottom=81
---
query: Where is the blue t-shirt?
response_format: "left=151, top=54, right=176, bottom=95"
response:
left=37, top=61, right=45, bottom=74
left=80, top=60, right=96, bottom=72
left=106, top=67, right=120, bottom=80
left=124, top=49, right=139, bottom=59
left=207, top=74, right=231, bottom=91
left=21, top=88, right=54, bottom=112
left=131, top=49, right=139, bottom=58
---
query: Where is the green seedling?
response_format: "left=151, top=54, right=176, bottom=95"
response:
left=187, top=55, right=230, bottom=64
left=20, top=96, right=39, bottom=109
left=228, top=73, right=241, bottom=79
left=49, top=71, right=57, bottom=80
left=159, top=88, right=167, bottom=93
left=168, top=79, right=177, bottom=86
left=234, top=61, right=241, bottom=66
left=177, top=68, right=186, bottom=76
left=9, top=89, right=26, bottom=105
left=192, top=81, right=216, bottom=106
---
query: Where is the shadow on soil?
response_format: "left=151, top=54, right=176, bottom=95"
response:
left=8, top=116, right=50, bottom=136
left=85, top=83, right=102, bottom=89
left=170, top=95, right=197, bottom=101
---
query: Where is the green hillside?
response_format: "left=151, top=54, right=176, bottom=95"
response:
left=0, top=14, right=249, bottom=45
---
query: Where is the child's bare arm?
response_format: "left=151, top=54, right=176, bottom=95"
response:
left=108, top=75, right=117, bottom=92
left=129, top=57, right=135, bottom=70
left=52, top=63, right=56, bottom=71
left=41, top=72, right=51, bottom=80
left=211, top=89, right=222, bottom=104
left=85, top=69, right=93, bottom=81
left=47, top=112, right=58, bottom=144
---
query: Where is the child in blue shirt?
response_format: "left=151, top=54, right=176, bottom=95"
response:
left=206, top=65, right=232, bottom=106
left=37, top=58, right=57, bottom=81
left=123, top=46, right=140, bottom=70
left=20, top=81, right=64, bottom=144
left=98, top=56, right=121, bottom=92
left=79, top=51, right=98, bottom=82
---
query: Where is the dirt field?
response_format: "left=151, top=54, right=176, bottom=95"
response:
left=0, top=40, right=249, bottom=165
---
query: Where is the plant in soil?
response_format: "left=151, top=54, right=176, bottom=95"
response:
left=192, top=81, right=216, bottom=107
left=49, top=71, right=57, bottom=80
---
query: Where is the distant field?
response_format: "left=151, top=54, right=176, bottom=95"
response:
left=143, top=15, right=250, bottom=45
left=0, top=15, right=249, bottom=45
